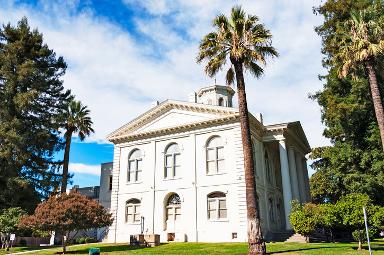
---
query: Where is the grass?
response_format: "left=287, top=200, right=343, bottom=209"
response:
left=1, top=241, right=384, bottom=254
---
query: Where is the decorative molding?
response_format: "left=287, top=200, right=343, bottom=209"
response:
left=107, top=100, right=238, bottom=140
left=109, top=114, right=240, bottom=144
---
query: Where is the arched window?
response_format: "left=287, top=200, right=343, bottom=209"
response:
left=265, top=151, right=272, bottom=184
left=128, top=149, right=142, bottom=182
left=166, top=194, right=181, bottom=222
left=126, top=199, right=140, bottom=223
left=206, top=136, right=225, bottom=174
left=207, top=192, right=227, bottom=220
left=164, top=143, right=181, bottom=179
left=218, top=97, right=224, bottom=106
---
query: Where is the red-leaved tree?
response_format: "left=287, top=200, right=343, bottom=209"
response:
left=19, top=192, right=113, bottom=254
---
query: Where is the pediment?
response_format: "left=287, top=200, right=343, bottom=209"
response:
left=107, top=100, right=238, bottom=142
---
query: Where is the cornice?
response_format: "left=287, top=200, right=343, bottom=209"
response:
left=107, top=100, right=238, bottom=140
left=109, top=114, right=240, bottom=144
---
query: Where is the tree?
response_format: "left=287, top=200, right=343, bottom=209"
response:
left=310, top=0, right=384, bottom=205
left=19, top=192, right=113, bottom=254
left=0, top=207, right=26, bottom=251
left=333, top=5, right=384, bottom=150
left=60, top=100, right=94, bottom=193
left=197, top=6, right=278, bottom=254
left=0, top=17, right=72, bottom=205
left=289, top=201, right=320, bottom=241
left=336, top=193, right=373, bottom=250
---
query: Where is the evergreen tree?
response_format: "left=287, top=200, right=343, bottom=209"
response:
left=310, top=0, right=384, bottom=204
left=0, top=18, right=71, bottom=208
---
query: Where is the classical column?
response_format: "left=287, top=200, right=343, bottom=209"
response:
left=302, top=158, right=311, bottom=202
left=295, top=152, right=306, bottom=203
left=288, top=147, right=300, bottom=201
left=279, top=139, right=293, bottom=230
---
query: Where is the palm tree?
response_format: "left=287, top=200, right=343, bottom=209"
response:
left=197, top=6, right=278, bottom=255
left=61, top=100, right=94, bottom=194
left=334, top=6, right=384, bottom=150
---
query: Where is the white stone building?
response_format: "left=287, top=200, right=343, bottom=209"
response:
left=105, top=85, right=311, bottom=243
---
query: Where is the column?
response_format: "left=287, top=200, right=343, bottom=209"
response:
left=278, top=139, right=292, bottom=230
left=302, top=158, right=311, bottom=202
left=295, top=153, right=306, bottom=203
left=288, top=147, right=300, bottom=201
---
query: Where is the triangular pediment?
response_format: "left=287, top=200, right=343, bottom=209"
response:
left=107, top=100, right=238, bottom=142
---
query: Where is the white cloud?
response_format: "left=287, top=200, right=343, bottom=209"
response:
left=69, top=163, right=100, bottom=176
left=0, top=0, right=330, bottom=149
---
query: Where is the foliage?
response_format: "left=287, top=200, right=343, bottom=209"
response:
left=0, top=207, right=26, bottom=234
left=0, top=17, right=72, bottom=209
left=19, top=192, right=112, bottom=233
left=289, top=201, right=320, bottom=236
left=60, top=100, right=94, bottom=193
left=19, top=192, right=112, bottom=253
left=196, top=6, right=278, bottom=84
left=310, top=0, right=384, bottom=205
left=371, top=206, right=384, bottom=229
left=197, top=6, right=278, bottom=254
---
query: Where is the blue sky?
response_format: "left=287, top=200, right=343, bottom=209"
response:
left=1, top=0, right=327, bottom=188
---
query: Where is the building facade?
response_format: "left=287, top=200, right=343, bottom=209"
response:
left=105, top=85, right=311, bottom=243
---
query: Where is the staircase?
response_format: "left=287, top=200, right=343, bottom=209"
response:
left=285, top=233, right=308, bottom=243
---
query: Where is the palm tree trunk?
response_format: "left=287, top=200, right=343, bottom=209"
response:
left=61, top=132, right=73, bottom=194
left=366, top=62, right=384, bottom=151
left=233, top=61, right=266, bottom=255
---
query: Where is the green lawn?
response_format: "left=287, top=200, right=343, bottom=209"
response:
left=2, top=241, right=384, bottom=255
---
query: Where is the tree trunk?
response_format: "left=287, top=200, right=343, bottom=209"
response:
left=62, top=233, right=67, bottom=254
left=233, top=60, right=266, bottom=255
left=61, top=132, right=73, bottom=194
left=366, top=62, right=384, bottom=151
left=358, top=239, right=362, bottom=251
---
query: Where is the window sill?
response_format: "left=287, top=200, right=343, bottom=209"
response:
left=206, top=172, right=227, bottom=176
left=125, top=222, right=141, bottom=225
left=163, top=177, right=182, bottom=181
left=207, top=219, right=229, bottom=222
left=126, top=181, right=143, bottom=185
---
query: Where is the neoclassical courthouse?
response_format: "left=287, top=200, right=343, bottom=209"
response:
left=102, top=84, right=311, bottom=243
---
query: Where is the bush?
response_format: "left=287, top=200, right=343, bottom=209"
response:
left=84, top=237, right=96, bottom=243
left=289, top=201, right=320, bottom=236
left=75, top=237, right=86, bottom=244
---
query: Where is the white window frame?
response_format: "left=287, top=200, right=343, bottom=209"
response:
left=128, top=150, right=142, bottom=183
left=164, top=144, right=181, bottom=179
left=207, top=192, right=227, bottom=220
left=125, top=199, right=141, bottom=224
left=206, top=137, right=225, bottom=174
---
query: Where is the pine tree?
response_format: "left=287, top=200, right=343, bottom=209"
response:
left=0, top=17, right=72, bottom=208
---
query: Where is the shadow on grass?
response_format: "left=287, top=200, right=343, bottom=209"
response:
left=58, top=243, right=169, bottom=254
left=268, top=246, right=335, bottom=254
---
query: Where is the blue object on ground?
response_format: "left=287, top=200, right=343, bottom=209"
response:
left=89, top=247, right=100, bottom=255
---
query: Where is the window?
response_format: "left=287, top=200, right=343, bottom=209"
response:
left=166, top=194, right=181, bottom=222
left=109, top=175, right=113, bottom=190
left=128, top=149, right=142, bottom=182
left=218, top=97, right=224, bottom=106
left=206, top=136, right=225, bottom=174
left=164, top=143, right=181, bottom=179
left=265, top=151, right=273, bottom=184
left=126, top=199, right=141, bottom=223
left=268, top=197, right=275, bottom=223
left=207, top=192, right=227, bottom=220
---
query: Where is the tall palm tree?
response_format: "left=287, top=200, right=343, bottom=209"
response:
left=334, top=5, right=384, bottom=150
left=61, top=100, right=94, bottom=194
left=197, top=6, right=278, bottom=255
